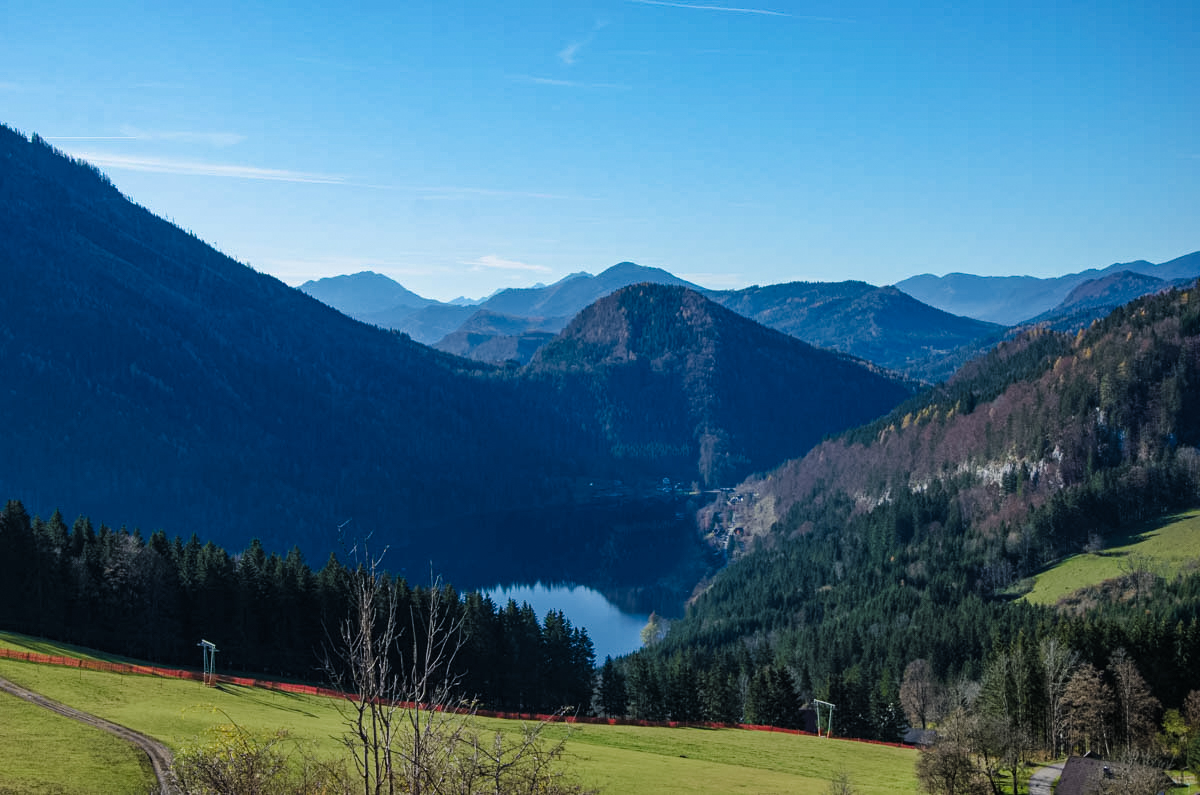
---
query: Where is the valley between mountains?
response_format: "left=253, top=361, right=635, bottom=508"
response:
left=4, top=125, right=1200, bottom=773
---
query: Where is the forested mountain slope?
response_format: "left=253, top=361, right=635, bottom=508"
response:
left=726, top=285, right=1200, bottom=549
left=612, top=285, right=1200, bottom=740
left=526, top=284, right=915, bottom=487
left=0, top=126, right=602, bottom=568
left=706, top=281, right=1001, bottom=381
left=0, top=125, right=913, bottom=591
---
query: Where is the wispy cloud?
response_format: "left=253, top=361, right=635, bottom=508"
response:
left=464, top=255, right=552, bottom=273
left=626, top=0, right=791, bottom=16
left=560, top=39, right=589, bottom=65
left=559, top=19, right=611, bottom=66
left=511, top=74, right=628, bottom=90
left=64, top=151, right=346, bottom=184
left=48, top=128, right=246, bottom=147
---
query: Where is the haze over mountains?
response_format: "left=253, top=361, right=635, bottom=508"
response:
left=304, top=268, right=1004, bottom=380
left=896, top=251, right=1200, bottom=325
left=304, top=252, right=1200, bottom=384
left=0, top=125, right=910, bottom=594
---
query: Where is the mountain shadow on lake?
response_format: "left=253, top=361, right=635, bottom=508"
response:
left=401, top=494, right=712, bottom=613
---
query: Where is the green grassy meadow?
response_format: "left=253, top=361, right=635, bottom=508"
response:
left=0, top=631, right=919, bottom=794
left=0, top=689, right=155, bottom=795
left=1022, top=509, right=1200, bottom=606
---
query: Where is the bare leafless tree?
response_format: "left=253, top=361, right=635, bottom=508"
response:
left=1061, top=662, right=1114, bottom=756
left=1108, top=648, right=1161, bottom=753
left=324, top=551, right=407, bottom=795
left=325, top=553, right=592, bottom=795
left=915, top=710, right=989, bottom=795
left=901, top=658, right=939, bottom=730
left=1039, top=636, right=1079, bottom=757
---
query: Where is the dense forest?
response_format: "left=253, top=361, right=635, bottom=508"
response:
left=602, top=285, right=1200, bottom=756
left=5, top=287, right=1199, bottom=757
left=0, top=123, right=911, bottom=587
left=526, top=284, right=913, bottom=487
left=0, top=499, right=596, bottom=716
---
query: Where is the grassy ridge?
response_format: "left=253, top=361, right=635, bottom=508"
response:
left=1022, top=510, right=1200, bottom=606
left=0, top=632, right=918, bottom=794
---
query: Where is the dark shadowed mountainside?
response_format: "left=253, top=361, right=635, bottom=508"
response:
left=0, top=125, right=914, bottom=592
left=706, top=281, right=1001, bottom=381
left=526, top=284, right=916, bottom=487
left=0, top=126, right=609, bottom=579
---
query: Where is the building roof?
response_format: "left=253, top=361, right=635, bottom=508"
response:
left=1055, top=755, right=1172, bottom=795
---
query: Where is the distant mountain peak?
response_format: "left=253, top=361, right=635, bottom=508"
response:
left=299, top=270, right=434, bottom=317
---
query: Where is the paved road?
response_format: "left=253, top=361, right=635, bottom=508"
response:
left=0, top=674, right=177, bottom=794
left=1028, top=760, right=1066, bottom=795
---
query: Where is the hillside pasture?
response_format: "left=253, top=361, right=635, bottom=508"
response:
left=1022, top=509, right=1200, bottom=606
left=0, top=688, right=154, bottom=795
left=0, top=631, right=919, bottom=794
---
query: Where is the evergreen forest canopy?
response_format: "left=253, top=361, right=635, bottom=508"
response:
left=0, top=499, right=596, bottom=716
left=5, top=118, right=1200, bottom=775
left=0, top=123, right=910, bottom=592
left=3, top=284, right=1199, bottom=758
left=607, top=284, right=1200, bottom=751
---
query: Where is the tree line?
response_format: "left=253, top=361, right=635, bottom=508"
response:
left=0, top=499, right=594, bottom=716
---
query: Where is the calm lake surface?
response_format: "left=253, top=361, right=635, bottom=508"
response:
left=485, top=583, right=650, bottom=660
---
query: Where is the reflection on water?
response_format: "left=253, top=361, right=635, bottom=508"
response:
left=486, top=582, right=650, bottom=660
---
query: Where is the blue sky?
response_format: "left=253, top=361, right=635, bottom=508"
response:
left=3, top=0, right=1197, bottom=301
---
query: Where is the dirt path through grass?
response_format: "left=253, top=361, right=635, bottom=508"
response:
left=0, top=674, right=176, bottom=794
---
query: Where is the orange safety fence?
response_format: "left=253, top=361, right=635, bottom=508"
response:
left=0, top=647, right=915, bottom=748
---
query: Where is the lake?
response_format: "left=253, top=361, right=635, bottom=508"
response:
left=485, top=583, right=650, bottom=660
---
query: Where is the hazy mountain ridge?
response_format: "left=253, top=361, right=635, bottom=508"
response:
left=307, top=269, right=1007, bottom=380
left=433, top=309, right=565, bottom=365
left=896, top=252, right=1200, bottom=324
left=1019, top=270, right=1199, bottom=332
left=481, top=262, right=701, bottom=318
left=299, top=270, right=437, bottom=316
left=705, top=281, right=1001, bottom=381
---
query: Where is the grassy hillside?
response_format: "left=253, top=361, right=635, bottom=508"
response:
left=1021, top=509, right=1200, bottom=606
left=0, top=632, right=918, bottom=794
left=0, top=690, right=154, bottom=795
